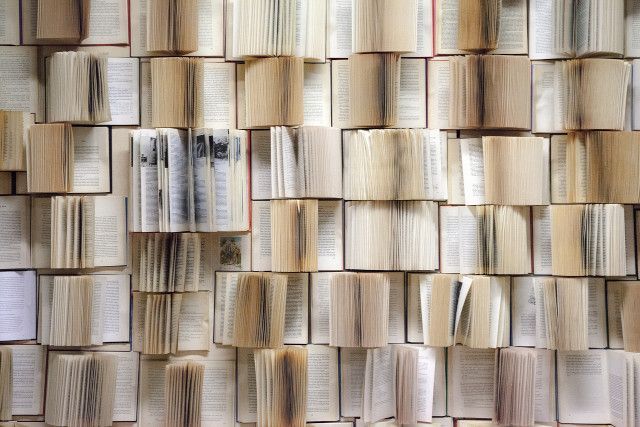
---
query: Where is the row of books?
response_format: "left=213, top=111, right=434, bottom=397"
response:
left=4, top=0, right=640, bottom=61
left=0, top=342, right=638, bottom=426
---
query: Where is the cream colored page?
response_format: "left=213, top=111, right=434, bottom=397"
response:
left=494, top=0, right=528, bottom=54
left=459, top=138, right=485, bottom=205
left=37, top=276, right=52, bottom=345
left=236, top=348, right=257, bottom=422
left=137, top=360, right=167, bottom=425
left=71, top=127, right=111, bottom=193
left=511, top=277, right=537, bottom=347
left=131, top=0, right=224, bottom=56
left=406, top=275, right=423, bottom=343
left=250, top=200, right=272, bottom=271
left=532, top=206, right=552, bottom=275
left=607, top=282, right=624, bottom=349
left=139, top=60, right=152, bottom=128
left=201, top=359, right=236, bottom=426
left=92, top=196, right=127, bottom=266
left=177, top=292, right=212, bottom=351
left=96, top=275, right=131, bottom=343
left=625, top=205, right=636, bottom=275
left=22, top=0, right=128, bottom=45
left=203, top=61, right=236, bottom=128
left=284, top=273, right=309, bottom=344
left=633, top=60, right=640, bottom=130
left=532, top=62, right=561, bottom=133
left=112, top=352, right=139, bottom=422
left=395, top=59, right=427, bottom=128
left=529, top=0, right=567, bottom=59
left=535, top=349, right=557, bottom=423
left=307, top=345, right=340, bottom=422
left=0, top=271, right=36, bottom=342
left=439, top=207, right=461, bottom=273
left=404, top=0, right=434, bottom=58
left=388, top=272, right=405, bottom=343
left=330, top=60, right=350, bottom=128
left=340, top=347, right=367, bottom=417
left=131, top=293, right=145, bottom=352
left=104, top=58, right=140, bottom=126
left=310, top=272, right=331, bottom=344
left=30, top=197, right=51, bottom=268
left=0, top=196, right=30, bottom=268
left=427, top=60, right=450, bottom=129
left=0, top=46, right=39, bottom=121
left=250, top=130, right=272, bottom=200
left=10, top=344, right=45, bottom=416
left=318, top=200, right=343, bottom=271
left=550, top=135, right=567, bottom=203
left=327, top=0, right=352, bottom=58
left=0, top=0, right=19, bottom=45
left=304, top=63, right=332, bottom=126
left=626, top=0, right=640, bottom=57
left=447, top=346, right=496, bottom=419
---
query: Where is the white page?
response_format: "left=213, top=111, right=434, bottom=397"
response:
left=439, top=206, right=461, bottom=273
left=0, top=196, right=31, bottom=269
left=534, top=349, right=557, bottom=423
left=104, top=58, right=140, bottom=126
left=304, top=63, right=332, bottom=126
left=416, top=347, right=437, bottom=422
left=310, top=272, right=331, bottom=344
left=307, top=345, right=340, bottom=422
left=0, top=0, right=19, bottom=45
left=327, top=0, right=352, bottom=58
left=395, top=59, right=427, bottom=128
left=634, top=60, right=640, bottom=130
left=407, top=274, right=423, bottom=343
left=460, top=138, right=485, bottom=205
left=330, top=60, right=350, bottom=128
left=557, top=350, right=611, bottom=424
left=250, top=130, right=272, bottom=200
left=626, top=0, right=640, bottom=57
left=532, top=206, right=552, bottom=275
left=71, top=127, right=111, bottom=193
left=92, top=196, right=127, bottom=267
left=201, top=358, right=235, bottom=426
left=203, top=61, right=236, bottom=128
left=387, top=272, right=406, bottom=344
left=177, top=292, right=211, bottom=351
left=404, top=0, right=434, bottom=58
left=0, top=270, right=36, bottom=341
left=427, top=60, right=450, bottom=129
left=111, top=351, right=139, bottom=422
left=433, top=348, right=447, bottom=417
left=607, top=350, right=628, bottom=427
left=10, top=344, right=45, bottom=416
left=137, top=359, right=166, bottom=425
left=96, top=275, right=130, bottom=343
left=317, top=200, right=344, bottom=271
left=251, top=200, right=272, bottom=271
left=588, top=278, right=607, bottom=348
left=0, top=46, right=40, bottom=121
left=447, top=346, right=496, bottom=419
left=511, top=276, right=537, bottom=347
left=529, top=0, right=567, bottom=59
left=368, top=346, right=396, bottom=423
left=532, top=61, right=562, bottom=133
left=236, top=348, right=257, bottom=422
left=283, top=273, right=309, bottom=344
left=340, top=347, right=367, bottom=418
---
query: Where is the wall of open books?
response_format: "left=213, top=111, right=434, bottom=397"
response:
left=2, top=0, right=640, bottom=426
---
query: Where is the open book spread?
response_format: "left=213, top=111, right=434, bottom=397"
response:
left=3, top=2, right=640, bottom=427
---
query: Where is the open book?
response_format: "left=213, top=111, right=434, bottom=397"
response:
left=38, top=274, right=130, bottom=347
left=46, top=51, right=111, bottom=124
left=440, top=205, right=531, bottom=274
left=457, top=0, right=500, bottom=52
left=232, top=0, right=325, bottom=60
left=27, top=125, right=110, bottom=194
left=493, top=347, right=538, bottom=426
left=352, top=0, right=417, bottom=53
left=165, top=361, right=204, bottom=427
left=551, top=204, right=627, bottom=276
left=434, top=0, right=528, bottom=55
left=329, top=272, right=389, bottom=348
left=146, top=0, right=197, bottom=54
left=138, top=350, right=236, bottom=426
left=251, top=200, right=343, bottom=271
left=449, top=136, right=550, bottom=205
left=45, top=352, right=117, bottom=427
left=345, top=201, right=438, bottom=270
left=422, top=275, right=510, bottom=349
left=47, top=195, right=127, bottom=268
left=529, top=0, right=624, bottom=59
left=551, top=132, right=640, bottom=203
left=511, top=276, right=607, bottom=350
left=132, top=233, right=213, bottom=292
left=0, top=271, right=36, bottom=342
left=35, top=0, right=90, bottom=42
left=363, top=345, right=436, bottom=424
left=132, top=291, right=211, bottom=355
left=0, top=111, right=33, bottom=171
left=215, top=272, right=309, bottom=346
left=150, top=57, right=203, bottom=128
left=448, top=55, right=531, bottom=129
left=243, top=57, right=304, bottom=128
left=349, top=53, right=401, bottom=128
left=131, top=128, right=249, bottom=232
left=269, top=126, right=342, bottom=199
left=557, top=349, right=640, bottom=426
left=343, top=129, right=448, bottom=201
left=4, top=344, right=45, bottom=417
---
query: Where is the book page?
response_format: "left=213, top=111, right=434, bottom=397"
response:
left=403, top=0, right=434, bottom=58
left=131, top=0, right=224, bottom=56
left=137, top=360, right=167, bottom=425
left=211, top=234, right=251, bottom=272
left=495, top=0, right=528, bottom=54
left=284, top=273, right=309, bottom=344
left=511, top=277, right=537, bottom=347
left=0, top=196, right=31, bottom=269
left=416, top=347, right=437, bottom=422
left=310, top=272, right=331, bottom=344
left=439, top=206, right=461, bottom=273
left=236, top=348, right=257, bottom=422
left=626, top=0, right=640, bottom=57
left=37, top=275, right=53, bottom=344
left=0, top=271, right=36, bottom=341
left=395, top=59, right=427, bottom=128
left=30, top=197, right=51, bottom=268
left=625, top=205, right=636, bottom=275
left=304, top=63, right=332, bottom=126
left=340, top=347, right=367, bottom=418
left=71, top=127, right=111, bottom=193
left=427, top=60, right=450, bottom=129
left=250, top=130, right=272, bottom=200
left=250, top=200, right=272, bottom=271
left=177, top=292, right=212, bottom=351
left=634, top=60, right=640, bottom=130
left=557, top=350, right=611, bottom=424
left=318, top=200, right=344, bottom=271
left=529, top=0, right=567, bottom=59
left=607, top=281, right=624, bottom=349
left=22, top=0, right=128, bottom=45
left=447, top=346, right=496, bottom=419
left=532, top=206, right=552, bottom=275
left=588, top=279, right=607, bottom=348
left=201, top=357, right=236, bottom=426
left=0, top=0, right=19, bottom=45
left=407, top=275, right=423, bottom=343
left=203, top=61, right=236, bottom=128
left=368, top=346, right=396, bottom=423
left=388, top=272, right=406, bottom=343
left=103, top=58, right=140, bottom=126
left=550, top=134, right=567, bottom=203
left=327, top=0, right=352, bottom=58
left=140, top=60, right=152, bottom=128
left=10, top=344, right=45, bottom=416
left=607, top=350, right=628, bottom=427
left=532, top=61, right=561, bottom=133
left=96, top=275, right=131, bottom=343
left=307, top=345, right=340, bottom=422
left=0, top=46, right=40, bottom=121
left=433, top=348, right=447, bottom=417
left=460, top=138, right=485, bottom=205
left=92, top=196, right=127, bottom=267
left=112, top=351, right=139, bottom=422
left=535, top=349, right=557, bottom=423
left=330, top=59, right=350, bottom=128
